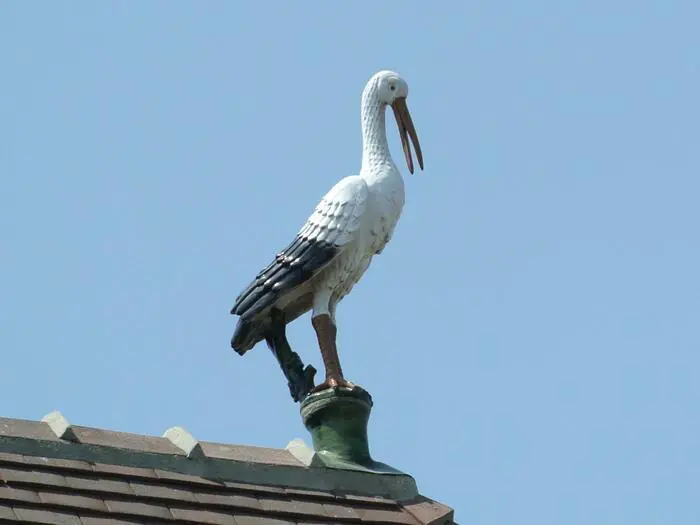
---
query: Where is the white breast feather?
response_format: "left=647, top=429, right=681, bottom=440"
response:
left=298, top=176, right=368, bottom=248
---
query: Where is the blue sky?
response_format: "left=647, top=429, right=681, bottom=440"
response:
left=2, top=1, right=698, bottom=523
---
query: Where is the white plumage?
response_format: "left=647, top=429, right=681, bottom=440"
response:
left=231, top=70, right=423, bottom=394
left=298, top=176, right=370, bottom=320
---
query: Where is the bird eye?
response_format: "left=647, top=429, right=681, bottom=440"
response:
left=390, top=85, right=396, bottom=91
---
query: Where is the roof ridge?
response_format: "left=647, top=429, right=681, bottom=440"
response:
left=0, top=414, right=420, bottom=501
left=0, top=415, right=454, bottom=525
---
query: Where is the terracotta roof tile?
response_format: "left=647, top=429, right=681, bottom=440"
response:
left=0, top=485, right=42, bottom=504
left=103, top=497, right=173, bottom=520
left=283, top=486, right=337, bottom=500
left=233, top=516, right=295, bottom=525
left=37, top=491, right=108, bottom=512
left=259, top=496, right=330, bottom=519
left=223, top=481, right=287, bottom=495
left=193, top=490, right=263, bottom=512
left=0, top=503, right=17, bottom=520
left=342, top=492, right=398, bottom=505
left=153, top=468, right=223, bottom=487
left=403, top=496, right=455, bottom=525
left=1, top=466, right=68, bottom=488
left=78, top=517, right=143, bottom=525
left=12, top=506, right=81, bottom=525
left=65, top=474, right=133, bottom=496
left=169, top=506, right=237, bottom=524
left=285, top=498, right=331, bottom=518
left=322, top=501, right=363, bottom=521
left=0, top=453, right=93, bottom=473
left=94, top=463, right=158, bottom=480
left=129, top=480, right=197, bottom=502
left=358, top=506, right=421, bottom=524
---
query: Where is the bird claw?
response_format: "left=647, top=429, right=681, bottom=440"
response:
left=310, top=376, right=356, bottom=393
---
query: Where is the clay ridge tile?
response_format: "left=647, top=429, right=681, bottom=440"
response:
left=0, top=417, right=58, bottom=442
left=69, top=427, right=183, bottom=456
left=199, top=442, right=302, bottom=467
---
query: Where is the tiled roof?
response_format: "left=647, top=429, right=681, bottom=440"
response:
left=0, top=414, right=454, bottom=525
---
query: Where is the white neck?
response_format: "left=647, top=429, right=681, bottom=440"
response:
left=360, top=79, right=394, bottom=174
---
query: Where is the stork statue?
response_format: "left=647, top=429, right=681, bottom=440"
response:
left=230, top=70, right=423, bottom=402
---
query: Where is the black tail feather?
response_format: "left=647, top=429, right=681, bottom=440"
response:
left=231, top=317, right=260, bottom=355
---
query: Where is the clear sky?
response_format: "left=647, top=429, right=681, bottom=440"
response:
left=2, top=2, right=698, bottom=523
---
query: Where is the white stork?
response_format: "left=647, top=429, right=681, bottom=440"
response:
left=231, top=70, right=423, bottom=395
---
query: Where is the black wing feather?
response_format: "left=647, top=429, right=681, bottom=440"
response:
left=231, top=235, right=338, bottom=320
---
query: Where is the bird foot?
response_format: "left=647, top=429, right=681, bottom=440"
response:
left=310, top=376, right=356, bottom=393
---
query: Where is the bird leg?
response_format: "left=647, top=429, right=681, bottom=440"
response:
left=310, top=314, right=355, bottom=392
left=264, top=308, right=317, bottom=402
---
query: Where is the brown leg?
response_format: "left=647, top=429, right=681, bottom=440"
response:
left=310, top=314, right=354, bottom=392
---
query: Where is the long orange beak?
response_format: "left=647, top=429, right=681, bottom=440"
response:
left=391, top=97, right=424, bottom=174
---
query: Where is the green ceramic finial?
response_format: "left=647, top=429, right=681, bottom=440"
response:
left=300, top=386, right=374, bottom=467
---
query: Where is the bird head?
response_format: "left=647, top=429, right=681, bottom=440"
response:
left=371, top=70, right=424, bottom=174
